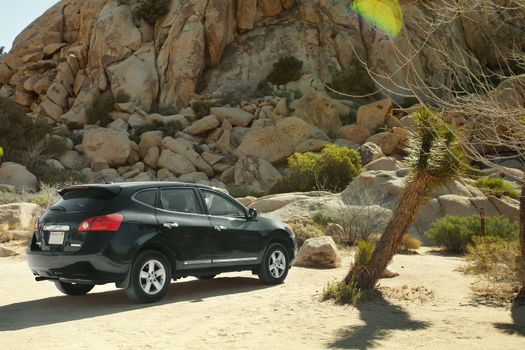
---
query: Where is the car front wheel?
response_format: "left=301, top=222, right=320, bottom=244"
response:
left=126, top=250, right=172, bottom=303
left=54, top=281, right=94, bottom=296
left=258, top=243, right=289, bottom=284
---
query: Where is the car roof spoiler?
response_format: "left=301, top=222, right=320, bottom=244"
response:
left=57, top=184, right=122, bottom=197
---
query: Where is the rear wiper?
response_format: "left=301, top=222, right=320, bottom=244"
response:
left=50, top=205, right=66, bottom=211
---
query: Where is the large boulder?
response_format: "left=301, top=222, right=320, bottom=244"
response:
left=82, top=127, right=131, bottom=167
left=157, top=150, right=196, bottom=175
left=356, top=99, right=392, bottom=133
left=366, top=132, right=401, bottom=156
left=291, top=89, right=349, bottom=138
left=358, top=142, right=384, bottom=165
left=294, top=236, right=342, bottom=268
left=0, top=163, right=37, bottom=190
left=106, top=43, right=159, bottom=111
left=162, top=137, right=214, bottom=177
left=0, top=202, right=43, bottom=230
left=235, top=117, right=312, bottom=163
left=209, top=107, right=255, bottom=127
left=186, top=115, right=220, bottom=135
left=157, top=14, right=205, bottom=108
left=57, top=150, right=88, bottom=170
left=88, top=3, right=141, bottom=67
left=234, top=155, right=282, bottom=193
left=339, top=124, right=371, bottom=145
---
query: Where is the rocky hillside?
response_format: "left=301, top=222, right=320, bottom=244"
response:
left=0, top=0, right=524, bottom=192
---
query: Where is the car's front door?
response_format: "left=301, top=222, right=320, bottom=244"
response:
left=155, top=187, right=213, bottom=270
left=199, top=189, right=262, bottom=265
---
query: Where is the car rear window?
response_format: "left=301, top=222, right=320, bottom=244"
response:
left=51, top=188, right=116, bottom=213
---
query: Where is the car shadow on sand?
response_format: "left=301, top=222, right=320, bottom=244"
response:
left=328, top=292, right=430, bottom=349
left=0, top=277, right=271, bottom=331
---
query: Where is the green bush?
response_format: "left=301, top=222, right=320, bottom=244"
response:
left=0, top=97, right=65, bottom=168
left=288, top=221, right=324, bottom=247
left=266, top=56, right=303, bottom=86
left=226, top=184, right=264, bottom=198
left=354, top=240, right=375, bottom=268
left=311, top=211, right=334, bottom=227
left=463, top=236, right=520, bottom=303
left=425, top=215, right=518, bottom=253
left=277, top=144, right=362, bottom=193
left=191, top=100, right=218, bottom=118
left=327, top=69, right=376, bottom=98
left=323, top=281, right=362, bottom=305
left=133, top=0, right=171, bottom=23
left=474, top=177, right=519, bottom=199
left=86, top=91, right=114, bottom=127
left=32, top=164, right=88, bottom=187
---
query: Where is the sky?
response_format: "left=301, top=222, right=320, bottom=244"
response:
left=0, top=0, right=60, bottom=51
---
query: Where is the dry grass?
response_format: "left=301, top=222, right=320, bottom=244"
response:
left=379, top=285, right=435, bottom=303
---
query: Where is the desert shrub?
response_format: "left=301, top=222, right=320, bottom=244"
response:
left=266, top=56, right=303, bottom=85
left=133, top=0, right=171, bottom=23
left=425, top=215, right=518, bottom=253
left=226, top=184, right=264, bottom=198
left=191, top=100, right=218, bottom=118
left=354, top=240, right=375, bottom=268
left=474, top=177, right=519, bottom=199
left=115, top=91, right=131, bottom=104
left=311, top=212, right=334, bottom=227
left=323, top=281, right=363, bottom=305
left=29, top=184, right=60, bottom=208
left=86, top=91, right=114, bottom=126
left=156, top=105, right=178, bottom=116
left=32, top=164, right=88, bottom=187
left=327, top=69, right=376, bottom=98
left=463, top=236, right=520, bottom=303
left=0, top=97, right=66, bottom=168
left=399, top=234, right=422, bottom=252
left=277, top=144, right=362, bottom=193
left=288, top=221, right=324, bottom=247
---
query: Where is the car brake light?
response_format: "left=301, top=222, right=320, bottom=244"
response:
left=78, top=214, right=123, bottom=232
left=34, top=219, right=40, bottom=232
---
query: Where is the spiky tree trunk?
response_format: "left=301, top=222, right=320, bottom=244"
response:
left=346, top=172, right=433, bottom=289
left=518, top=179, right=525, bottom=292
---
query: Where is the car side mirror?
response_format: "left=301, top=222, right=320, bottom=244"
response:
left=248, top=208, right=257, bottom=220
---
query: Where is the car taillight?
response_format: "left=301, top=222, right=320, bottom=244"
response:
left=78, top=214, right=123, bottom=232
left=34, top=219, right=40, bottom=232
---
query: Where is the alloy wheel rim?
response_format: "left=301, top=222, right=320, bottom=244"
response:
left=139, top=259, right=166, bottom=295
left=268, top=251, right=286, bottom=278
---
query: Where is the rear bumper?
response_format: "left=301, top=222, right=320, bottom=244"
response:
left=27, top=249, right=128, bottom=285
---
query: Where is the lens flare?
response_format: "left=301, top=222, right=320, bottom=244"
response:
left=350, top=0, right=404, bottom=38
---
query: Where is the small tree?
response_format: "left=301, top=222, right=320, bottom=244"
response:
left=345, top=108, right=465, bottom=289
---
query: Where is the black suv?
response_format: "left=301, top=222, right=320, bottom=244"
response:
left=27, top=182, right=297, bottom=303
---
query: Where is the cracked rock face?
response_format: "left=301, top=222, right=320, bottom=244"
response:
left=2, top=0, right=524, bottom=116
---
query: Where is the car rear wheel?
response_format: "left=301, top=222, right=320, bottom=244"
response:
left=258, top=243, right=289, bottom=284
left=54, top=281, right=94, bottom=296
left=126, top=250, right=172, bottom=303
left=196, top=274, right=217, bottom=280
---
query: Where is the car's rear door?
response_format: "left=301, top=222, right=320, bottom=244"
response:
left=199, top=189, right=262, bottom=265
left=155, top=187, right=214, bottom=270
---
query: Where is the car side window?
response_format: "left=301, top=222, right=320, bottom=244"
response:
left=133, top=189, right=156, bottom=207
left=160, top=188, right=202, bottom=214
left=202, top=190, right=245, bottom=218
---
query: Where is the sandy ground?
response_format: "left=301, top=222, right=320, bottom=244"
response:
left=0, top=248, right=524, bottom=350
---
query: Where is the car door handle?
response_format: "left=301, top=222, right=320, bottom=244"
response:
left=214, top=225, right=227, bottom=231
left=163, top=222, right=179, bottom=229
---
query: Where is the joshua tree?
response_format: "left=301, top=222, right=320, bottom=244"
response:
left=345, top=108, right=465, bottom=289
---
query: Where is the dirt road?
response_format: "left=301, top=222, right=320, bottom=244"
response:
left=1, top=250, right=524, bottom=349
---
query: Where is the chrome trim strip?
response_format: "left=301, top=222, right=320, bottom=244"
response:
left=43, top=225, right=70, bottom=231
left=212, top=257, right=258, bottom=263
left=183, top=260, right=212, bottom=266
left=70, top=244, right=82, bottom=247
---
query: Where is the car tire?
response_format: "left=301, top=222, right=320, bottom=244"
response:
left=258, top=243, right=289, bottom=285
left=196, top=274, right=217, bottom=280
left=125, top=250, right=172, bottom=303
left=54, top=281, right=94, bottom=296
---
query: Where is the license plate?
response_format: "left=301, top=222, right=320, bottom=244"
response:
left=48, top=231, right=65, bottom=245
